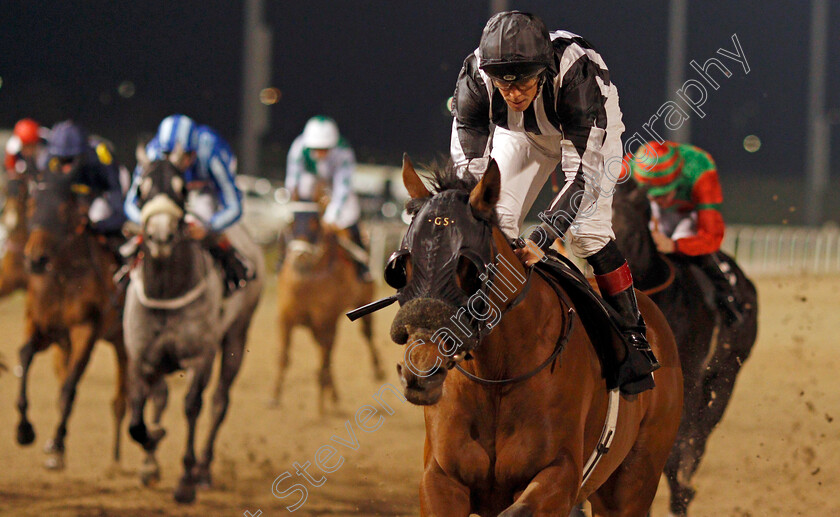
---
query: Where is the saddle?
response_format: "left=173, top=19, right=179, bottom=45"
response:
left=533, top=251, right=626, bottom=390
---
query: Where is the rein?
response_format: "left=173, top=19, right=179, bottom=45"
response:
left=641, top=254, right=676, bottom=296
left=455, top=267, right=577, bottom=386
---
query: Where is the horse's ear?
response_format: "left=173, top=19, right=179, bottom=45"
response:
left=135, top=143, right=150, bottom=170
left=469, top=158, right=501, bottom=218
left=402, top=153, right=430, bottom=199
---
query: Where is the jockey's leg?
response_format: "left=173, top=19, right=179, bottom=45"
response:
left=567, top=122, right=658, bottom=394
left=186, top=192, right=254, bottom=295
left=345, top=223, right=373, bottom=283
left=205, top=230, right=255, bottom=296
left=692, top=252, right=744, bottom=325
left=587, top=241, right=659, bottom=394
left=485, top=127, right=561, bottom=238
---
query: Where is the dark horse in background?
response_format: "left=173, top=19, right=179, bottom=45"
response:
left=271, top=199, right=384, bottom=413
left=386, top=156, right=682, bottom=516
left=124, top=159, right=264, bottom=503
left=611, top=178, right=758, bottom=516
left=14, top=170, right=127, bottom=471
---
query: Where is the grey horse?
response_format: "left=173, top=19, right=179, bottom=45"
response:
left=124, top=159, right=264, bottom=503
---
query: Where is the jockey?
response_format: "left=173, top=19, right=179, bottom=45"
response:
left=284, top=115, right=371, bottom=282
left=125, top=114, right=253, bottom=295
left=4, top=118, right=46, bottom=189
left=450, top=11, right=657, bottom=393
left=43, top=120, right=128, bottom=241
left=626, top=140, right=744, bottom=325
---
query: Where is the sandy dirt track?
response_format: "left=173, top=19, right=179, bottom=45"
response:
left=0, top=274, right=837, bottom=516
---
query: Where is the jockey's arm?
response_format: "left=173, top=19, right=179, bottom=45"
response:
left=87, top=157, right=128, bottom=233
left=123, top=165, right=144, bottom=226
left=4, top=135, right=20, bottom=175
left=673, top=169, right=725, bottom=256
left=323, top=147, right=355, bottom=228
left=529, top=59, right=609, bottom=252
left=450, top=54, right=492, bottom=174
left=206, top=151, right=242, bottom=233
left=284, top=139, right=305, bottom=200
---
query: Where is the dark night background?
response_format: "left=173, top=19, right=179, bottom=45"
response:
left=1, top=1, right=838, bottom=223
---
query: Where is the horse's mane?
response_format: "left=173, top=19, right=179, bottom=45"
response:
left=405, top=160, right=498, bottom=225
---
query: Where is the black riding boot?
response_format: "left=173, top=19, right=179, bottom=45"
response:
left=694, top=253, right=744, bottom=326
left=346, top=223, right=373, bottom=283
left=588, top=241, right=660, bottom=394
left=205, top=235, right=254, bottom=296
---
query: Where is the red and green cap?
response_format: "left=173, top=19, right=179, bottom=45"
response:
left=629, top=141, right=684, bottom=196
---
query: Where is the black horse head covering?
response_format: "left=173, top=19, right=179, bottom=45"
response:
left=387, top=165, right=497, bottom=311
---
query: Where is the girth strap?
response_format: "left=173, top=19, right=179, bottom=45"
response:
left=580, top=388, right=620, bottom=487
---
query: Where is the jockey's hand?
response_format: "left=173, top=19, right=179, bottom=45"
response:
left=514, top=238, right=546, bottom=267
left=186, top=219, right=208, bottom=241
left=322, top=222, right=341, bottom=235
left=652, top=230, right=676, bottom=253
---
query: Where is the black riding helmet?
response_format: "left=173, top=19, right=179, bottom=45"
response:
left=479, top=11, right=554, bottom=82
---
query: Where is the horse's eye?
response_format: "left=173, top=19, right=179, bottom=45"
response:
left=140, top=177, right=152, bottom=199
left=456, top=254, right=483, bottom=296
left=384, top=250, right=411, bottom=289
left=171, top=176, right=184, bottom=196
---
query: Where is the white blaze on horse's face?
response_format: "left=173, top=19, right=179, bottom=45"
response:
left=141, top=194, right=184, bottom=259
left=145, top=213, right=178, bottom=259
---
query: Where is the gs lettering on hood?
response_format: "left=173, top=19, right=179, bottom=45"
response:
left=386, top=190, right=495, bottom=310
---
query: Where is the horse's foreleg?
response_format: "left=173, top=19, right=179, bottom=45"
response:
left=699, top=330, right=751, bottom=438
left=420, top=461, right=471, bottom=517
left=500, top=456, right=579, bottom=517
left=173, top=356, right=212, bottom=504
left=664, top=388, right=705, bottom=517
left=196, top=327, right=247, bottom=487
left=131, top=374, right=167, bottom=488
left=45, top=323, right=96, bottom=470
left=270, top=314, right=293, bottom=408
left=110, top=338, right=128, bottom=466
left=361, top=314, right=385, bottom=381
left=16, top=329, right=46, bottom=446
left=314, top=324, right=339, bottom=415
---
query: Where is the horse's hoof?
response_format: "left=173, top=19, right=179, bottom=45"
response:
left=193, top=465, right=212, bottom=489
left=148, top=426, right=166, bottom=443
left=16, top=421, right=35, bottom=445
left=140, top=468, right=161, bottom=487
left=43, top=439, right=62, bottom=454
left=44, top=453, right=65, bottom=471
left=173, top=479, right=196, bottom=504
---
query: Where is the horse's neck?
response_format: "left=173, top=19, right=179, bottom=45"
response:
left=143, top=241, right=204, bottom=299
left=467, top=230, right=564, bottom=378
left=469, top=272, right=567, bottom=381
left=626, top=228, right=670, bottom=290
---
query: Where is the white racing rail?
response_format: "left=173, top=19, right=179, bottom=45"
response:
left=365, top=222, right=840, bottom=279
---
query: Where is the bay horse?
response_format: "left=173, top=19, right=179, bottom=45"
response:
left=14, top=170, right=127, bottom=471
left=611, top=179, right=758, bottom=516
left=0, top=176, right=32, bottom=297
left=387, top=156, right=683, bottom=516
left=271, top=201, right=384, bottom=413
left=124, top=159, right=264, bottom=503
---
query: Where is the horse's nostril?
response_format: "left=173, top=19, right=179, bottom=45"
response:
left=396, top=363, right=403, bottom=376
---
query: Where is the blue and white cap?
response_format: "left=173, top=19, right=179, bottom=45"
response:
left=155, top=114, right=198, bottom=153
